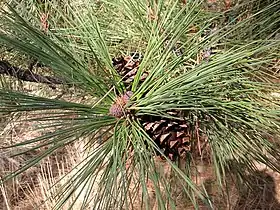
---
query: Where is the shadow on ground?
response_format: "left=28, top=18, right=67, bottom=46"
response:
left=234, top=170, right=280, bottom=210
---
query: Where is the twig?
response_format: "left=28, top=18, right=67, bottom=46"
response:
left=0, top=60, right=63, bottom=85
left=196, top=119, right=202, bottom=157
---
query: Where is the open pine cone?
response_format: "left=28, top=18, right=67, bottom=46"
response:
left=111, top=54, right=199, bottom=161
left=142, top=117, right=192, bottom=161
left=112, top=54, right=148, bottom=86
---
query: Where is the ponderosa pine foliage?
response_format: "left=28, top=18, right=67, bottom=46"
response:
left=0, top=0, right=280, bottom=209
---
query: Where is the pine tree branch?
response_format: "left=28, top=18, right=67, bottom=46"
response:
left=0, top=60, right=63, bottom=85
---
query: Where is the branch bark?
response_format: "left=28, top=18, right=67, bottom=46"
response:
left=0, top=60, right=63, bottom=85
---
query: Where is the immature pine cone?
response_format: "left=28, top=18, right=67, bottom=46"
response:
left=109, top=91, right=133, bottom=118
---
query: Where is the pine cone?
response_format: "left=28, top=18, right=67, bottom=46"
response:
left=112, top=54, right=148, bottom=87
left=143, top=118, right=192, bottom=161
left=111, top=54, right=196, bottom=161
